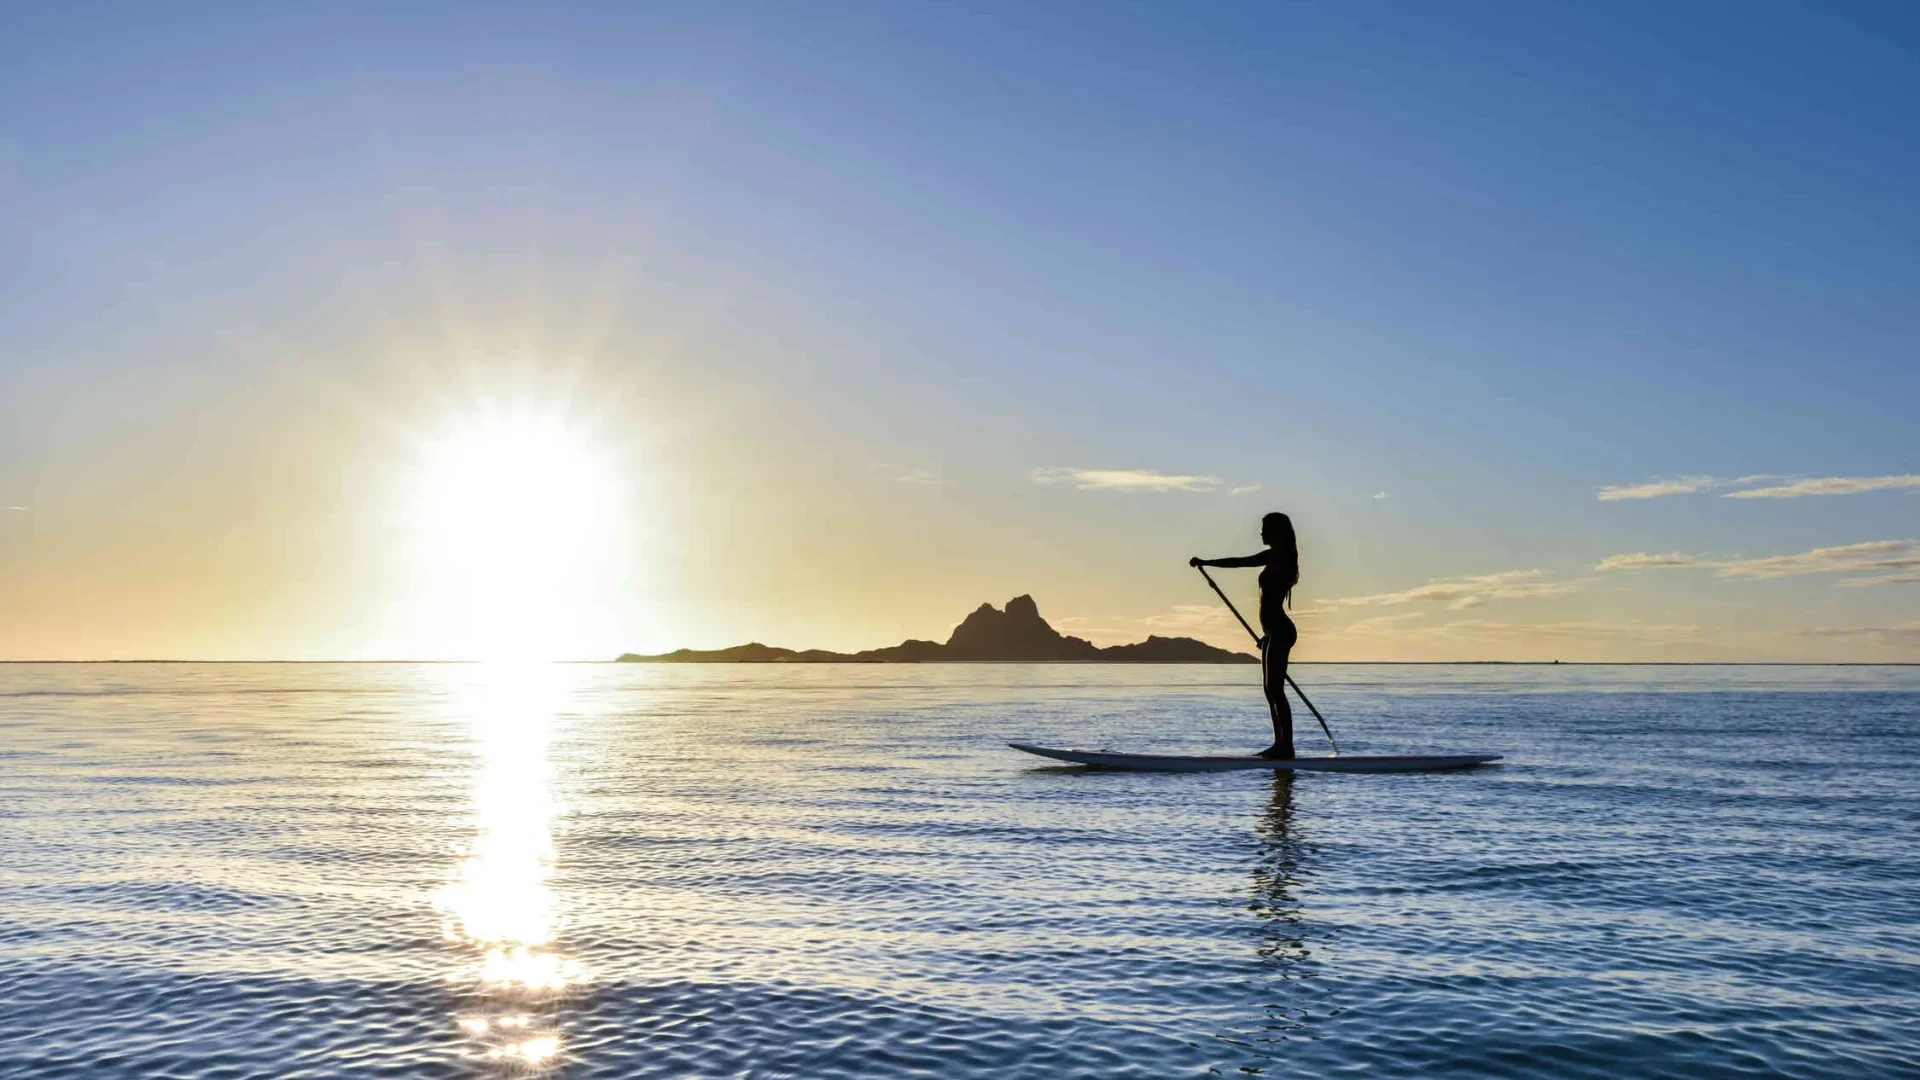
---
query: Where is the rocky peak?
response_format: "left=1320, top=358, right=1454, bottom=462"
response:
left=945, top=595, right=1099, bottom=660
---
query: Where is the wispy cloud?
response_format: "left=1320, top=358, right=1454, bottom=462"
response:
left=1836, top=570, right=1920, bottom=587
left=872, top=464, right=942, bottom=485
left=1371, top=491, right=1391, bottom=501
left=1716, top=540, right=1920, bottom=581
left=1228, top=484, right=1262, bottom=495
left=1594, top=552, right=1700, bottom=571
left=1597, top=472, right=1916, bottom=501
left=4, top=505, right=25, bottom=512
left=1031, top=467, right=1222, bottom=493
left=1721, top=474, right=1920, bottom=499
left=1336, top=569, right=1582, bottom=611
left=1792, top=621, right=1920, bottom=645
left=1596, top=539, right=1920, bottom=586
left=1596, top=475, right=1724, bottom=501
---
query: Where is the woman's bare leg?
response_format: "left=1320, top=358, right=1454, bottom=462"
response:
left=1260, top=638, right=1296, bottom=759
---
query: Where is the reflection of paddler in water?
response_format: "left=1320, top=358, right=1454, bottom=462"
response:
left=1249, top=773, right=1308, bottom=958
left=1243, top=772, right=1330, bottom=1044
left=1191, top=512, right=1300, bottom=759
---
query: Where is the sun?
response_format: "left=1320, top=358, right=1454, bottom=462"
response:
left=409, top=411, right=618, bottom=661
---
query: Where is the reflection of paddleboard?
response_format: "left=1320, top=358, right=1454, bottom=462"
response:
left=1009, top=742, right=1501, bottom=773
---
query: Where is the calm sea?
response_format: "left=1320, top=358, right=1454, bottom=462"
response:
left=3, top=662, right=1917, bottom=1078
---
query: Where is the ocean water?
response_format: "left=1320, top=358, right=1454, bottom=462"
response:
left=2, top=662, right=1917, bottom=1079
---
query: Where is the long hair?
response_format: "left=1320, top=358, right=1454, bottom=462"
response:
left=1264, top=512, right=1299, bottom=604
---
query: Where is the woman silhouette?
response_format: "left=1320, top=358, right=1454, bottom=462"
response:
left=1191, top=512, right=1299, bottom=759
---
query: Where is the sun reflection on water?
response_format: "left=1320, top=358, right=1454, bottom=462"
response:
left=438, top=663, right=583, bottom=1068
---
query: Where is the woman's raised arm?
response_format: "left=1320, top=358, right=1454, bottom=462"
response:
left=1190, top=551, right=1270, bottom=569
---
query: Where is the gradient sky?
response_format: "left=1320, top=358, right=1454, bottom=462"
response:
left=3, top=2, right=1917, bottom=661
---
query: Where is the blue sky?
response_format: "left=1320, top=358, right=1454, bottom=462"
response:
left=2, top=2, right=1916, bottom=659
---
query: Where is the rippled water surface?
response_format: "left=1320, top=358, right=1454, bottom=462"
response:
left=3, top=663, right=1918, bottom=1078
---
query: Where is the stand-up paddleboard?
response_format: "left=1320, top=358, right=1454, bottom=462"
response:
left=1010, top=742, right=1501, bottom=773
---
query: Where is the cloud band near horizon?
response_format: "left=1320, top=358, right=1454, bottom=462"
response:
left=1334, top=569, right=1584, bottom=611
left=1597, top=473, right=1919, bottom=501
left=1596, top=539, right=1920, bottom=586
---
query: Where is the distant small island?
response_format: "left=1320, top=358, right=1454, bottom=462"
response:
left=617, top=594, right=1257, bottom=664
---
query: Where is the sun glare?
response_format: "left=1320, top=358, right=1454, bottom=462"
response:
left=439, top=663, right=582, bottom=1066
left=411, top=411, right=619, bottom=661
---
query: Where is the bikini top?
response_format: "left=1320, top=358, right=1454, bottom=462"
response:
left=1259, top=556, right=1296, bottom=611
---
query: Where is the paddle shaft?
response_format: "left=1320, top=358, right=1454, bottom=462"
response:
left=1195, top=564, right=1340, bottom=754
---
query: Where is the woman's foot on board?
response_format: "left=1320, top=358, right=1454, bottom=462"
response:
left=1256, top=744, right=1295, bottom=760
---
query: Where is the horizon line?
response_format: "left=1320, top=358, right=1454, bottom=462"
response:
left=2, top=659, right=1916, bottom=667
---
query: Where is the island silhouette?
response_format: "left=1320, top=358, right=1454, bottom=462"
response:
left=617, top=594, right=1257, bottom=663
